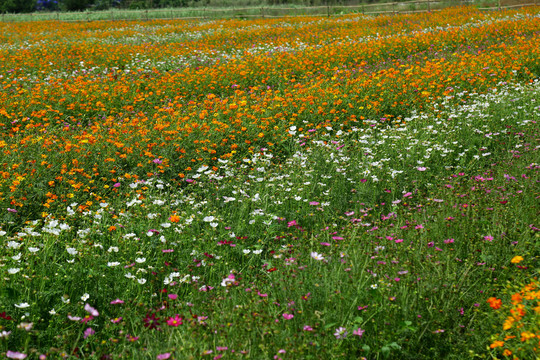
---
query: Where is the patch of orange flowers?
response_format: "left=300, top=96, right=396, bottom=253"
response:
left=488, top=278, right=540, bottom=359
left=1, top=6, right=539, bottom=225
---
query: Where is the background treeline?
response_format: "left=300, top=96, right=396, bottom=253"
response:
left=0, top=0, right=388, bottom=13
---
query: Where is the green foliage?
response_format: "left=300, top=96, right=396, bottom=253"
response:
left=0, top=0, right=36, bottom=13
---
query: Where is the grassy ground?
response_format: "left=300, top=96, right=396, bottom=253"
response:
left=0, top=6, right=539, bottom=360
left=0, top=0, right=516, bottom=22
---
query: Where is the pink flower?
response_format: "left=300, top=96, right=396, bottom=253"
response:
left=168, top=294, right=178, bottom=300
left=484, top=235, right=494, bottom=242
left=153, top=158, right=163, bottom=164
left=111, top=317, right=123, bottom=324
left=320, top=242, right=331, bottom=246
left=403, top=192, right=412, bottom=198
left=6, top=351, right=27, bottom=359
left=216, top=347, right=228, bottom=351
left=417, top=167, right=427, bottom=171
left=156, top=353, right=171, bottom=360
left=309, top=201, right=319, bottom=206
left=67, top=315, right=81, bottom=321
left=83, top=327, right=95, bottom=339
left=282, top=313, right=294, bottom=320
left=332, top=236, right=344, bottom=240
left=84, top=304, right=99, bottom=317
left=353, top=327, right=365, bottom=337
left=110, top=299, right=124, bottom=305
left=167, top=315, right=183, bottom=327
left=113, top=183, right=121, bottom=188
left=303, top=325, right=313, bottom=331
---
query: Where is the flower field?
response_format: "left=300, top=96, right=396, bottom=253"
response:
left=1, top=6, right=539, bottom=359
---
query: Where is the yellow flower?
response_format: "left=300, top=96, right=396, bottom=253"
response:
left=511, top=256, right=524, bottom=264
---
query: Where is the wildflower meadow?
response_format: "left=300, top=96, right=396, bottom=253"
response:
left=0, top=6, right=539, bottom=359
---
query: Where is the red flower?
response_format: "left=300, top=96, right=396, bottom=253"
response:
left=143, top=313, right=160, bottom=329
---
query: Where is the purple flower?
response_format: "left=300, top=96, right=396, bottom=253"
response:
left=153, top=158, right=163, bottom=164
left=353, top=327, right=365, bottom=337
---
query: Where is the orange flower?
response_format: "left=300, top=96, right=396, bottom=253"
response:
left=511, top=256, right=524, bottom=264
left=487, top=297, right=502, bottom=310
left=169, top=215, right=180, bottom=223
left=490, top=340, right=504, bottom=349
left=108, top=226, right=116, bottom=232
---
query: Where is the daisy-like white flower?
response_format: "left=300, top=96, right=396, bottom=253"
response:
left=334, top=327, right=348, bottom=339
left=14, top=303, right=30, bottom=308
left=310, top=252, right=324, bottom=261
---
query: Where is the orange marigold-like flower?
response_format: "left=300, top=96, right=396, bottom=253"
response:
left=520, top=331, right=535, bottom=342
left=488, top=297, right=502, bottom=310
left=490, top=340, right=504, bottom=349
left=169, top=215, right=180, bottom=223
left=511, top=256, right=524, bottom=264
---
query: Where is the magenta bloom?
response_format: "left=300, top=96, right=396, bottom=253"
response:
left=167, top=314, right=183, bottom=327
left=113, top=183, right=121, bottom=187
left=83, top=327, right=95, bottom=339
left=282, top=313, right=293, bottom=320
left=303, top=325, right=313, bottom=331
left=168, top=294, right=178, bottom=300
left=156, top=353, right=171, bottom=360
left=110, top=299, right=124, bottom=305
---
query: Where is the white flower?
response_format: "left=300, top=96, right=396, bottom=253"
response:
left=135, top=257, right=146, bottom=263
left=17, top=322, right=33, bottom=330
left=203, top=216, right=215, bottom=222
left=107, top=262, right=120, bottom=267
left=370, top=284, right=378, bottom=290
left=11, top=253, right=21, bottom=260
left=137, top=278, right=147, bottom=284
left=81, top=293, right=90, bottom=301
left=310, top=252, right=324, bottom=261
left=49, top=308, right=56, bottom=315
left=14, top=302, right=30, bottom=308
left=8, top=268, right=20, bottom=274
left=7, top=241, right=21, bottom=249
left=253, top=249, right=263, bottom=255
left=28, top=247, right=40, bottom=253
left=242, top=249, right=251, bottom=254
left=125, top=272, right=135, bottom=279
left=99, top=202, right=109, bottom=208
left=107, top=246, right=119, bottom=253
left=66, top=247, right=78, bottom=256
left=0, top=230, right=6, bottom=236
left=210, top=222, right=219, bottom=228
